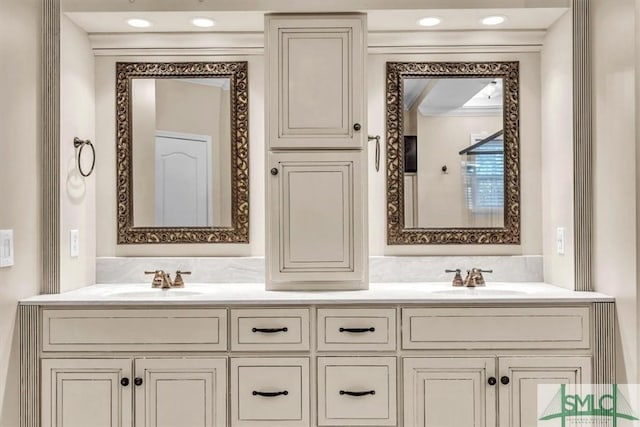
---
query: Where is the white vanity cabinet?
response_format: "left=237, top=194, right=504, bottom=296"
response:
left=266, top=15, right=365, bottom=150
left=41, top=357, right=227, bottom=427
left=41, top=358, right=132, bottom=427
left=401, top=307, right=593, bottom=427
left=403, top=356, right=591, bottom=427
left=24, top=298, right=611, bottom=427
left=267, top=152, right=366, bottom=289
left=265, top=13, right=368, bottom=291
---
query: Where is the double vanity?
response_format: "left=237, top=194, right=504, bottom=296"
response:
left=21, top=4, right=611, bottom=427
left=21, top=282, right=613, bottom=427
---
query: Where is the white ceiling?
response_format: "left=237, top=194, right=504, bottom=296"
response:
left=65, top=8, right=568, bottom=34
left=404, top=78, right=503, bottom=116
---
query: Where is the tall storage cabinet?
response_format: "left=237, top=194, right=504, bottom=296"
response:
left=266, top=14, right=368, bottom=290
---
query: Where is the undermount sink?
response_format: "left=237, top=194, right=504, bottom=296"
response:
left=429, top=288, right=529, bottom=296
left=108, top=289, right=204, bottom=298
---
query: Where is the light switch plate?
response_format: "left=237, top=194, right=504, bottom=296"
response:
left=556, top=227, right=565, bottom=255
left=70, top=229, right=80, bottom=258
left=0, top=230, right=14, bottom=267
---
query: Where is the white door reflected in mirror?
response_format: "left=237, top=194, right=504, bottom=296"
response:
left=154, top=132, right=211, bottom=227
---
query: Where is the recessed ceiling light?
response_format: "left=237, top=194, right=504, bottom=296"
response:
left=418, top=17, right=441, bottom=27
left=191, top=17, right=216, bottom=28
left=481, top=15, right=507, bottom=26
left=127, top=18, right=152, bottom=28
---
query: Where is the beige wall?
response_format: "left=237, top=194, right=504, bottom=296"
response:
left=541, top=10, right=574, bottom=290
left=96, top=55, right=265, bottom=256
left=368, top=51, right=542, bottom=256
left=131, top=79, right=157, bottom=225
left=0, top=0, right=41, bottom=425
left=415, top=114, right=503, bottom=228
left=60, top=15, right=96, bottom=292
left=219, top=89, right=232, bottom=225
left=592, top=0, right=638, bottom=383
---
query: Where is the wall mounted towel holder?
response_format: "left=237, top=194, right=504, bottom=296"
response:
left=73, top=137, right=95, bottom=177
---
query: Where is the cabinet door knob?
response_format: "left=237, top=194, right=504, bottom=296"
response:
left=353, top=123, right=362, bottom=131
left=270, top=168, right=279, bottom=176
left=120, top=378, right=130, bottom=387
left=500, top=376, right=510, bottom=385
left=487, top=377, right=497, bottom=386
left=134, top=377, right=143, bottom=386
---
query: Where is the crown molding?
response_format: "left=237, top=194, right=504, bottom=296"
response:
left=90, top=29, right=545, bottom=56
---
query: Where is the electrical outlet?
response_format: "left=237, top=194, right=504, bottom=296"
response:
left=0, top=230, right=14, bottom=267
left=70, top=229, right=80, bottom=258
left=556, top=227, right=565, bottom=255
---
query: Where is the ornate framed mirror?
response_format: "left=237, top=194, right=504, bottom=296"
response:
left=386, top=61, right=520, bottom=244
left=116, top=61, right=249, bottom=244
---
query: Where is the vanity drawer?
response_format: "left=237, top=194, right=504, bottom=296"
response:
left=231, top=357, right=309, bottom=427
left=318, top=357, right=397, bottom=426
left=231, top=308, right=310, bottom=351
left=402, top=306, right=591, bottom=350
left=317, top=308, right=396, bottom=351
left=42, top=308, right=228, bottom=352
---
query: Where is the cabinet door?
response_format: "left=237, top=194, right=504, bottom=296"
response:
left=41, top=358, right=132, bottom=427
left=403, top=357, right=497, bottom=427
left=267, top=151, right=366, bottom=290
left=498, top=357, right=591, bottom=427
left=267, top=15, right=365, bottom=149
left=134, top=358, right=227, bottom=427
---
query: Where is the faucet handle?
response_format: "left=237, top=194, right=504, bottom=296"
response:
left=445, top=269, right=464, bottom=287
left=470, top=268, right=492, bottom=286
left=172, top=270, right=191, bottom=288
left=145, top=270, right=166, bottom=288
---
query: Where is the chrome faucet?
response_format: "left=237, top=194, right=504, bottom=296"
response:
left=144, top=270, right=191, bottom=289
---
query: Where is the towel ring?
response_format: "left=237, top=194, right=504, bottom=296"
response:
left=368, top=135, right=381, bottom=172
left=73, top=137, right=95, bottom=177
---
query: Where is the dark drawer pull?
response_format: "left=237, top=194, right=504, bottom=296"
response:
left=252, top=327, right=288, bottom=333
left=339, top=327, right=375, bottom=333
left=120, top=378, right=129, bottom=387
left=253, top=390, right=288, bottom=397
left=340, top=390, right=376, bottom=396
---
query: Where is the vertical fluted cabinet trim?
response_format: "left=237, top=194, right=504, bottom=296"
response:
left=42, top=0, right=60, bottom=294
left=593, top=302, right=615, bottom=384
left=573, top=0, right=594, bottom=292
left=20, top=305, right=40, bottom=427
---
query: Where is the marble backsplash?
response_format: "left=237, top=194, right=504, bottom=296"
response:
left=96, top=256, right=543, bottom=284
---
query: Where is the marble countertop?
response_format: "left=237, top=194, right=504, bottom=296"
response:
left=20, top=282, right=614, bottom=306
